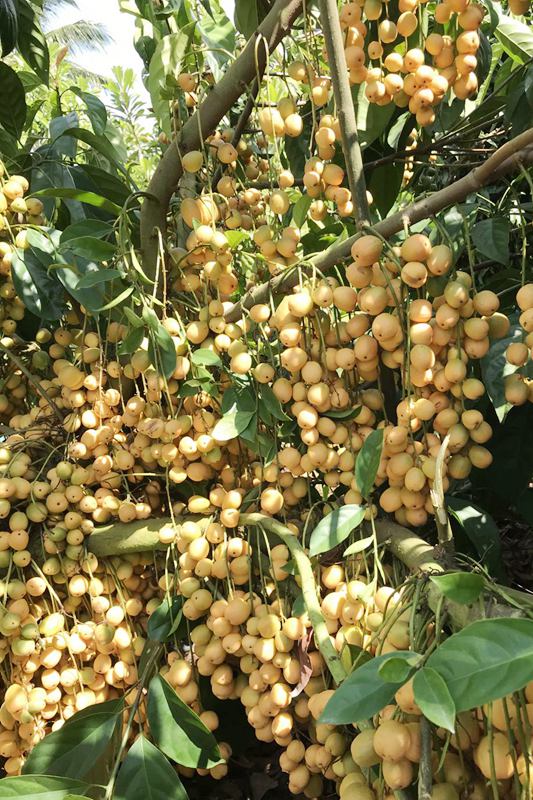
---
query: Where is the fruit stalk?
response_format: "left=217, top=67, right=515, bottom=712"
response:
left=318, top=0, right=370, bottom=224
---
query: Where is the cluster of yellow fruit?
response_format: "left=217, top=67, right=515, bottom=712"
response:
left=0, top=172, right=44, bottom=348
left=504, top=283, right=533, bottom=406
left=335, top=0, right=484, bottom=125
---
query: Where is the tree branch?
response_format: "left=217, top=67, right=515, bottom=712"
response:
left=225, top=127, right=533, bottom=321
left=318, top=0, right=369, bottom=223
left=139, top=0, right=304, bottom=286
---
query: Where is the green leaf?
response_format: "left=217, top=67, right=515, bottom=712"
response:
left=62, top=237, right=116, bottom=262
left=355, top=85, right=395, bottom=149
left=320, top=651, right=416, bottom=724
left=60, top=220, right=114, bottom=244
left=211, top=409, right=255, bottom=442
left=198, top=0, right=235, bottom=78
left=355, top=428, right=384, bottom=499
left=0, top=0, right=17, bottom=57
left=17, top=0, right=49, bottom=84
left=234, top=0, right=270, bottom=37
left=0, top=63, right=26, bottom=139
left=70, top=88, right=107, bottom=136
left=148, top=675, right=222, bottom=768
left=95, top=286, right=134, bottom=312
left=32, top=188, right=122, bottom=216
left=0, top=776, right=89, bottom=799
left=430, top=572, right=485, bottom=605
left=413, top=667, right=456, bottom=733
left=471, top=218, right=509, bottom=265
left=11, top=243, right=65, bottom=321
left=324, top=406, right=362, bottom=420
left=147, top=29, right=195, bottom=136
left=76, top=269, right=122, bottom=289
left=23, top=700, right=123, bottom=779
left=309, top=504, right=366, bottom=557
left=259, top=384, right=290, bottom=421
left=480, top=323, right=525, bottom=422
left=292, top=194, right=312, bottom=229
left=191, top=348, right=221, bottom=367
left=379, top=654, right=421, bottom=683
left=114, top=735, right=188, bottom=800
left=343, top=535, right=374, bottom=556
left=118, top=326, right=145, bottom=356
left=61, top=128, right=128, bottom=175
left=368, top=161, right=403, bottom=217
left=496, top=14, right=533, bottom=63
left=147, top=596, right=184, bottom=642
left=148, top=323, right=177, bottom=379
left=427, top=618, right=533, bottom=712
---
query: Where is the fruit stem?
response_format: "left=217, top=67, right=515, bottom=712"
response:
left=318, top=0, right=370, bottom=225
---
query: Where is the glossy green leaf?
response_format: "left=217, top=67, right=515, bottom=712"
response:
left=60, top=220, right=114, bottom=244
left=0, top=776, right=89, bottom=799
left=191, top=349, right=222, bottom=367
left=496, top=14, right=533, bottom=63
left=355, top=85, right=395, bottom=148
left=211, top=409, right=255, bottom=442
left=76, top=269, right=122, bottom=289
left=147, top=596, right=184, bottom=642
left=117, top=326, right=145, bottom=356
left=320, top=651, right=415, bottom=724
left=292, top=194, right=312, bottom=228
left=148, top=675, right=222, bottom=768
left=198, top=0, right=235, bottom=77
left=23, top=700, right=123, bottom=778
left=343, top=535, right=374, bottom=556
left=95, top=286, right=134, bottom=312
left=379, top=654, right=421, bottom=683
left=17, top=0, right=49, bottom=83
left=413, top=667, right=456, bottom=733
left=480, top=323, right=526, bottom=422
left=355, top=428, right=384, bottom=499
left=114, top=735, right=188, bottom=800
left=324, top=406, right=362, bottom=420
left=147, top=29, right=195, bottom=136
left=0, top=0, right=17, bottom=57
left=62, top=237, right=116, bottom=262
left=11, top=243, right=65, bottom=321
left=0, top=63, right=26, bottom=138
left=70, top=88, right=107, bottom=135
left=148, top=323, right=177, bottom=380
left=309, top=505, right=366, bottom=557
left=234, top=0, right=270, bottom=37
left=430, top=572, right=485, bottom=605
left=427, top=618, right=533, bottom=712
left=33, top=188, right=122, bottom=216
left=471, top=218, right=509, bottom=265
left=259, top=384, right=290, bottom=421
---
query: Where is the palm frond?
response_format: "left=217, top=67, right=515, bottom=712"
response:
left=45, top=20, right=113, bottom=54
left=42, top=0, right=80, bottom=20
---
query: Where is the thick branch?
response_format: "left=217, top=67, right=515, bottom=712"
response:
left=225, top=127, right=533, bottom=321
left=140, top=0, right=303, bottom=284
left=318, top=0, right=369, bottom=223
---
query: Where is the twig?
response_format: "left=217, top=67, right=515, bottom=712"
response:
left=224, top=127, right=533, bottom=321
left=318, top=0, right=369, bottom=224
left=418, top=717, right=433, bottom=800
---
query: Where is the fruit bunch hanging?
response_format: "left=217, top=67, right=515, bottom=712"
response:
left=0, top=0, right=532, bottom=797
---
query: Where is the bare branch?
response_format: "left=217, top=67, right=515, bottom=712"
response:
left=225, top=127, right=533, bottom=321
left=140, top=0, right=304, bottom=287
left=318, top=0, right=369, bottom=223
